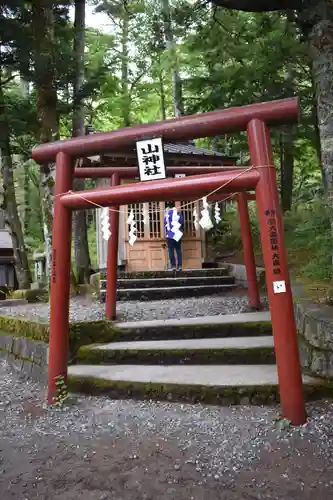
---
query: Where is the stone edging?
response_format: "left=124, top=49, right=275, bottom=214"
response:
left=0, top=335, right=48, bottom=384
left=223, top=263, right=266, bottom=289
left=294, top=299, right=333, bottom=379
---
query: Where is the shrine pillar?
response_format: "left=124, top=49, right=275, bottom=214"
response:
left=247, top=118, right=305, bottom=425
left=236, top=192, right=261, bottom=310
left=106, top=173, right=120, bottom=320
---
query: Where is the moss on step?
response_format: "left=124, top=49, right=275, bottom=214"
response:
left=103, top=268, right=229, bottom=281
left=118, top=320, right=273, bottom=342
left=68, top=321, right=122, bottom=356
left=0, top=315, right=121, bottom=357
left=68, top=375, right=332, bottom=406
left=76, top=344, right=276, bottom=366
left=0, top=315, right=50, bottom=342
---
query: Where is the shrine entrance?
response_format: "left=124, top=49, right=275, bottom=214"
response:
left=32, top=96, right=307, bottom=425
left=125, top=200, right=202, bottom=271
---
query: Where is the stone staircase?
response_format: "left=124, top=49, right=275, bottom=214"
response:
left=99, top=267, right=237, bottom=302
left=68, top=312, right=328, bottom=405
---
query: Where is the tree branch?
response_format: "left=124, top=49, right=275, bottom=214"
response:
left=0, top=74, right=17, bottom=87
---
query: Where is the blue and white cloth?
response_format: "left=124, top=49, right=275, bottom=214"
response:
left=164, top=208, right=183, bottom=241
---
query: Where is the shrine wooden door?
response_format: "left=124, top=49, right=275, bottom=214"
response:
left=124, top=199, right=202, bottom=272
left=125, top=201, right=167, bottom=272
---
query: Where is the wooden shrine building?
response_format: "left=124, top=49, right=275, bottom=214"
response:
left=91, top=142, right=236, bottom=272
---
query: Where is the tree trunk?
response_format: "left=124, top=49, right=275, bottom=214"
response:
left=19, top=74, right=31, bottom=233
left=23, top=166, right=30, bottom=234
left=280, top=126, right=294, bottom=213
left=32, top=0, right=59, bottom=277
left=0, top=78, right=32, bottom=289
left=121, top=8, right=130, bottom=127
left=72, top=0, right=92, bottom=285
left=161, top=0, right=185, bottom=117
left=305, top=5, right=333, bottom=277
left=306, top=7, right=333, bottom=193
left=159, top=69, right=167, bottom=120
left=311, top=91, right=326, bottom=187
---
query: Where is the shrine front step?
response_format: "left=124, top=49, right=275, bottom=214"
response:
left=111, top=312, right=273, bottom=342
left=99, top=267, right=230, bottom=281
left=100, top=283, right=238, bottom=302
left=68, top=364, right=328, bottom=406
left=76, top=336, right=276, bottom=366
left=100, top=275, right=235, bottom=291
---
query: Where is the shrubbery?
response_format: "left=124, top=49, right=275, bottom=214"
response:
left=212, top=200, right=332, bottom=283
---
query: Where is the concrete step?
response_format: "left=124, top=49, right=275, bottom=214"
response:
left=77, top=336, right=276, bottom=365
left=100, top=283, right=238, bottom=302
left=100, top=275, right=235, bottom=290
left=68, top=363, right=328, bottom=406
left=114, top=312, right=272, bottom=342
left=100, top=267, right=230, bottom=281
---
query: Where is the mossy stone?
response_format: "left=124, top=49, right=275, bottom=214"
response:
left=11, top=288, right=48, bottom=303
left=0, top=315, right=121, bottom=357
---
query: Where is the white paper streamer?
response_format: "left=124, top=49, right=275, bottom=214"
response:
left=101, top=207, right=111, bottom=241
left=193, top=208, right=199, bottom=231
left=171, top=207, right=183, bottom=241
left=142, top=205, right=150, bottom=225
left=214, top=202, right=221, bottom=224
left=199, top=197, right=213, bottom=231
left=127, top=209, right=137, bottom=246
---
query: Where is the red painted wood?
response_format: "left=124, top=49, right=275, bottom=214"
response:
left=237, top=192, right=261, bottom=310
left=32, top=97, right=299, bottom=163
left=47, top=152, right=73, bottom=404
left=247, top=118, right=305, bottom=425
left=105, top=173, right=120, bottom=321
left=60, top=171, right=260, bottom=209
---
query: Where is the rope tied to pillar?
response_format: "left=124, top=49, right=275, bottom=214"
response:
left=54, top=164, right=272, bottom=242
left=55, top=164, right=272, bottom=215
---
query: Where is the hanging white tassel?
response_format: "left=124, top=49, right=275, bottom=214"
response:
left=214, top=202, right=221, bottom=224
left=199, top=196, right=213, bottom=231
left=101, top=207, right=111, bottom=241
left=171, top=207, right=183, bottom=242
left=193, top=208, right=199, bottom=231
left=142, top=204, right=149, bottom=225
left=127, top=209, right=137, bottom=246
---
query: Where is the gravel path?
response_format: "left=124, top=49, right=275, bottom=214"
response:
left=1, top=361, right=333, bottom=499
left=0, top=293, right=268, bottom=323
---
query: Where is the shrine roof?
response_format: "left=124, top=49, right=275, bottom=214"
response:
left=163, top=142, right=228, bottom=157
left=88, top=141, right=236, bottom=167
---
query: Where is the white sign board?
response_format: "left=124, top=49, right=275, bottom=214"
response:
left=136, top=137, right=166, bottom=182
left=175, top=173, right=186, bottom=178
left=273, top=280, right=286, bottom=294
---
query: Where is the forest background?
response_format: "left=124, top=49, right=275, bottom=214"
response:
left=0, top=0, right=331, bottom=296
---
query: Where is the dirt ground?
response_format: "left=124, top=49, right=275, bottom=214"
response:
left=1, top=362, right=333, bottom=500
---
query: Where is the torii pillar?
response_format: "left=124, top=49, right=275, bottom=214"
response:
left=237, top=192, right=261, bottom=310
left=105, top=173, right=120, bottom=320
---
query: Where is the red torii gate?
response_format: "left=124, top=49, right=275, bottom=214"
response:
left=32, top=97, right=306, bottom=425
left=73, top=165, right=259, bottom=319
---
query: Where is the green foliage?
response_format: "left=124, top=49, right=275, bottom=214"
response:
left=215, top=198, right=332, bottom=283
left=284, top=201, right=332, bottom=282
left=210, top=202, right=260, bottom=254
left=54, top=375, right=69, bottom=407
left=0, top=0, right=330, bottom=288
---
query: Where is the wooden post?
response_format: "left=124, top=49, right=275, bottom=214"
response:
left=247, top=118, right=305, bottom=425
left=105, top=173, right=120, bottom=320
